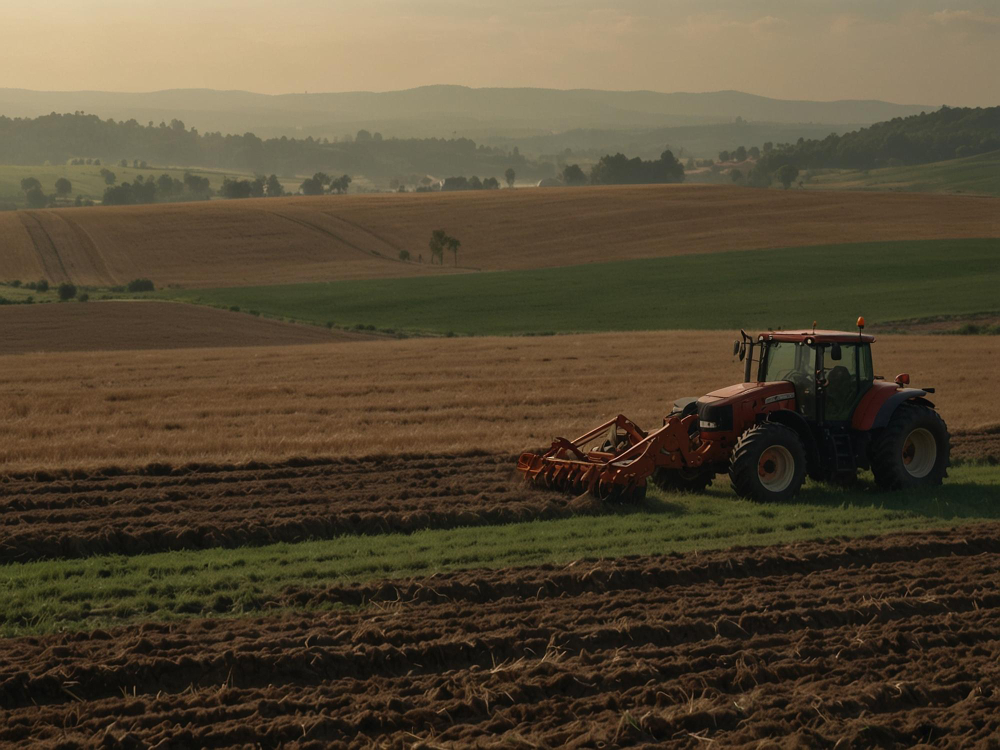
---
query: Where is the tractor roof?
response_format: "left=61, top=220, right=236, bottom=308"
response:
left=758, top=330, right=876, bottom=344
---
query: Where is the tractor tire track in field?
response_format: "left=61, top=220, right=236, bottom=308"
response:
left=265, top=208, right=403, bottom=264
left=1, top=526, right=998, bottom=747
left=53, top=212, right=115, bottom=286
left=17, top=211, right=70, bottom=283
left=0, top=452, right=601, bottom=564
left=327, top=210, right=483, bottom=271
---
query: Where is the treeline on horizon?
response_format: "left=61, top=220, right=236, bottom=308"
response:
left=0, top=113, right=545, bottom=181
left=725, top=106, right=999, bottom=175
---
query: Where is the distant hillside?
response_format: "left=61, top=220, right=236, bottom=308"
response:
left=756, top=106, right=1000, bottom=174
left=0, top=86, right=935, bottom=139
left=807, top=150, right=1000, bottom=197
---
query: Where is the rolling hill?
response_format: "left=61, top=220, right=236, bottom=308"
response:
left=807, top=150, right=1000, bottom=197
left=0, top=86, right=935, bottom=139
left=0, top=185, right=996, bottom=288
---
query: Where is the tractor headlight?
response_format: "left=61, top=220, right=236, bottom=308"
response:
left=700, top=420, right=718, bottom=429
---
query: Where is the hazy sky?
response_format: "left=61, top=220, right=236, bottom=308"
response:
left=2, top=0, right=997, bottom=105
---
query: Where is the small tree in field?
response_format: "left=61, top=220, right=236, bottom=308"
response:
left=777, top=164, right=800, bottom=189
left=55, top=178, right=73, bottom=197
left=504, top=168, right=516, bottom=188
left=58, top=282, right=77, bottom=301
left=428, top=229, right=448, bottom=265
left=398, top=249, right=411, bottom=261
left=447, top=236, right=461, bottom=266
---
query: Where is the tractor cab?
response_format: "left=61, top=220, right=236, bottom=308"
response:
left=754, top=329, right=875, bottom=423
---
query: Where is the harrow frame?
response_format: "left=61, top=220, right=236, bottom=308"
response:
left=516, top=413, right=713, bottom=502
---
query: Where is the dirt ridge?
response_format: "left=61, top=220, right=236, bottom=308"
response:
left=1, top=525, right=998, bottom=747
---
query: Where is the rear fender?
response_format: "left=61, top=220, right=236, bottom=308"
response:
left=871, top=389, right=933, bottom=430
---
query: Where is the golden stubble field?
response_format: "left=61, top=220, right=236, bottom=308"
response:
left=0, top=185, right=996, bottom=287
left=0, top=331, right=994, bottom=472
left=0, top=301, right=371, bottom=355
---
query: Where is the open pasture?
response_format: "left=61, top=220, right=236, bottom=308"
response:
left=0, top=300, right=366, bottom=354
left=3, top=526, right=999, bottom=747
left=167, top=238, right=1000, bottom=335
left=0, top=185, right=996, bottom=287
left=807, top=149, right=1000, bottom=197
left=0, top=331, right=996, bottom=472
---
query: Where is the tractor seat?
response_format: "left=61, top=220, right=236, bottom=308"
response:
left=826, top=366, right=855, bottom=420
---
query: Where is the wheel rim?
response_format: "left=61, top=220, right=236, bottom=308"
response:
left=758, top=445, right=795, bottom=493
left=902, top=428, right=937, bottom=479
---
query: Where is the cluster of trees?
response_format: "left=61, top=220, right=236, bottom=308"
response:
left=102, top=172, right=213, bottom=205
left=68, top=157, right=101, bottom=166
left=300, top=172, right=351, bottom=195
left=557, top=149, right=685, bottom=186
left=18, top=176, right=74, bottom=208
left=428, top=229, right=461, bottom=266
left=441, top=175, right=500, bottom=191
left=0, top=113, right=547, bottom=182
left=718, top=145, right=764, bottom=163
left=219, top=174, right=287, bottom=199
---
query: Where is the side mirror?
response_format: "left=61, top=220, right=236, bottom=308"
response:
left=830, top=343, right=842, bottom=361
left=733, top=340, right=740, bottom=357
left=894, top=373, right=910, bottom=386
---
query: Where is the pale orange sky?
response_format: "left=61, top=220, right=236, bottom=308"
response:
left=1, top=0, right=997, bottom=105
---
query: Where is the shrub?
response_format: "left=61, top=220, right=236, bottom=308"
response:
left=36, top=279, right=49, bottom=293
left=229, top=305, right=241, bottom=312
left=127, top=278, right=155, bottom=293
left=399, top=249, right=411, bottom=261
left=58, top=282, right=77, bottom=301
left=325, top=321, right=334, bottom=329
left=78, top=293, right=89, bottom=302
left=10, top=280, right=20, bottom=288
left=249, top=310, right=260, bottom=316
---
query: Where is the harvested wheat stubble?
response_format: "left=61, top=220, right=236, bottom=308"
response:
left=0, top=186, right=996, bottom=286
left=1, top=526, right=998, bottom=748
left=0, top=452, right=600, bottom=564
left=0, top=301, right=370, bottom=355
left=0, top=331, right=997, bottom=472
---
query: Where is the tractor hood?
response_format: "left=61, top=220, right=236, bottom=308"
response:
left=699, top=381, right=794, bottom=405
left=696, top=382, right=797, bottom=434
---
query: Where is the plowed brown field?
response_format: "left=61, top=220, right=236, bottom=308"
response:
left=1, top=186, right=996, bottom=286
left=0, top=452, right=599, bottom=564
left=0, top=301, right=369, bottom=355
left=0, top=331, right=996, bottom=471
left=2, top=526, right=997, bottom=748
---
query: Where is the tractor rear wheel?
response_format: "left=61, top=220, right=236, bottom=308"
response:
left=871, top=404, right=950, bottom=490
left=729, top=423, right=807, bottom=503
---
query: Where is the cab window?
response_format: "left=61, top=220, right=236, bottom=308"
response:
left=760, top=342, right=816, bottom=418
left=825, top=343, right=874, bottom=421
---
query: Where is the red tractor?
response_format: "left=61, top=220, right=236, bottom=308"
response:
left=517, top=319, right=950, bottom=503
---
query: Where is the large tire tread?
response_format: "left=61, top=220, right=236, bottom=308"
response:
left=729, top=422, right=807, bottom=503
left=871, top=404, right=950, bottom=490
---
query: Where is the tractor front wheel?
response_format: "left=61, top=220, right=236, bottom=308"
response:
left=871, top=404, right=950, bottom=490
left=729, top=423, right=807, bottom=503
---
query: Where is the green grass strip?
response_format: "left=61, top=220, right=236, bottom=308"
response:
left=153, top=238, right=1000, bottom=335
left=2, top=465, right=999, bottom=638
